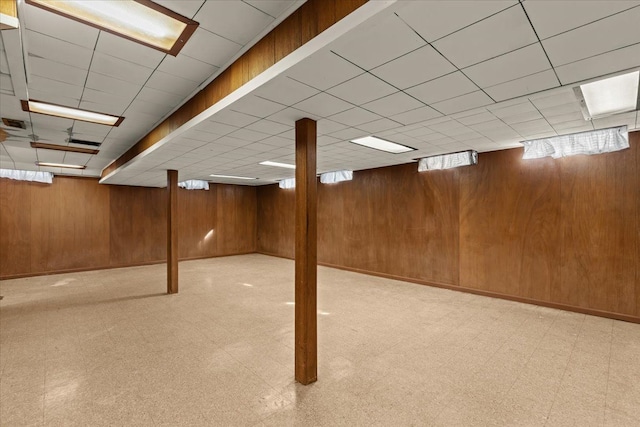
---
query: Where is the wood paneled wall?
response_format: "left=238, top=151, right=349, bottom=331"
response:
left=0, top=177, right=256, bottom=279
left=257, top=132, right=640, bottom=322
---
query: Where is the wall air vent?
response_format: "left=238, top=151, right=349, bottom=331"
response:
left=68, top=138, right=102, bottom=148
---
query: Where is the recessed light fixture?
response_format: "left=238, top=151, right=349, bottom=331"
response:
left=209, top=174, right=258, bottom=180
left=36, top=161, right=86, bottom=170
left=350, top=136, right=415, bottom=154
left=259, top=161, right=296, bottom=169
left=418, top=150, right=478, bottom=171
left=25, top=0, right=198, bottom=56
left=574, top=71, right=639, bottom=120
left=22, top=100, right=124, bottom=126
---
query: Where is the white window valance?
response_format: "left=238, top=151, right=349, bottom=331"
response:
left=0, top=168, right=53, bottom=183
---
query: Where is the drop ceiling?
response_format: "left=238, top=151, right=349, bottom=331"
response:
left=1, top=0, right=640, bottom=186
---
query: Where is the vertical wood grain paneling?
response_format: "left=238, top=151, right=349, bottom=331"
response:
left=0, top=179, right=32, bottom=276
left=216, top=184, right=257, bottom=255
left=557, top=137, right=637, bottom=315
left=256, top=184, right=295, bottom=258
left=0, top=177, right=256, bottom=279
left=258, top=134, right=639, bottom=321
left=179, top=187, right=217, bottom=259
left=459, top=149, right=561, bottom=300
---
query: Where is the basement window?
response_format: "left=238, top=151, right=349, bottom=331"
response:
left=178, top=180, right=209, bottom=190
left=0, top=168, right=53, bottom=184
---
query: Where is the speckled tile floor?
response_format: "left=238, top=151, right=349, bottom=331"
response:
left=1, top=254, right=639, bottom=426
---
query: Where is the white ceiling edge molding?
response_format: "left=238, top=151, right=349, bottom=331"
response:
left=1, top=26, right=28, bottom=99
left=0, top=12, right=19, bottom=30
left=100, top=0, right=398, bottom=185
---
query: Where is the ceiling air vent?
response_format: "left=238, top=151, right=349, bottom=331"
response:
left=68, top=138, right=102, bottom=148
left=2, top=118, right=26, bottom=129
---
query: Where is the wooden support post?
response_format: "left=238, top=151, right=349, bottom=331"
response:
left=295, top=118, right=317, bottom=385
left=167, top=169, right=178, bottom=294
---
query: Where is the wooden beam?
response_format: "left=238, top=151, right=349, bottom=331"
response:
left=167, top=169, right=178, bottom=294
left=295, top=118, right=317, bottom=385
left=31, top=141, right=99, bottom=155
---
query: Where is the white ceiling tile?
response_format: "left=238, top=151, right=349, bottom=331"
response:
left=537, top=102, right=582, bottom=117
left=552, top=119, right=592, bottom=132
left=396, top=0, right=517, bottom=42
left=510, top=118, right=554, bottom=134
left=231, top=95, right=286, bottom=118
left=361, top=92, right=424, bottom=117
left=86, top=72, right=142, bottom=99
left=464, top=44, right=551, bottom=88
left=136, top=87, right=184, bottom=108
left=406, top=72, right=478, bottom=104
left=545, top=111, right=585, bottom=125
left=328, top=108, right=382, bottom=127
left=431, top=91, right=495, bottom=115
left=81, top=88, right=135, bottom=112
left=500, top=110, right=543, bottom=125
left=489, top=100, right=537, bottom=117
left=28, top=75, right=84, bottom=100
left=293, top=93, right=353, bottom=118
left=529, top=89, right=578, bottom=110
left=484, top=70, right=559, bottom=101
left=211, top=110, right=261, bottom=127
left=523, top=1, right=640, bottom=39
left=23, top=4, right=99, bottom=49
left=26, top=31, right=93, bottom=70
left=197, top=120, right=238, bottom=136
left=554, top=43, right=640, bottom=85
left=244, top=0, right=297, bottom=18
left=180, top=28, right=243, bottom=67
left=267, top=107, right=320, bottom=125
left=433, top=6, right=538, bottom=68
left=287, top=50, right=363, bottom=91
left=195, top=0, right=273, bottom=45
left=390, top=106, right=443, bottom=126
left=456, top=111, right=496, bottom=125
left=370, top=44, right=456, bottom=90
left=542, top=6, right=640, bottom=66
left=327, top=73, right=396, bottom=105
left=253, top=77, right=318, bottom=106
left=157, top=54, right=218, bottom=85
left=356, top=118, right=403, bottom=134
left=90, top=52, right=154, bottom=86
left=95, top=32, right=166, bottom=69
left=36, top=149, right=65, bottom=163
left=154, top=0, right=204, bottom=17
left=227, top=128, right=269, bottom=142
left=331, top=12, right=425, bottom=70
left=591, top=111, right=637, bottom=129
left=29, top=57, right=87, bottom=86
left=127, top=98, right=171, bottom=116
left=328, top=127, right=368, bottom=141
left=245, top=119, right=291, bottom=135
left=145, top=71, right=199, bottom=97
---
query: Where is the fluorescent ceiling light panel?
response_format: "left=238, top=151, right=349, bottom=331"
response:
left=209, top=174, right=257, bottom=180
left=279, top=178, right=295, bottom=189
left=36, top=161, right=86, bottom=170
left=260, top=161, right=296, bottom=169
left=522, top=126, right=629, bottom=160
left=22, top=100, right=124, bottom=126
left=25, top=0, right=198, bottom=55
left=350, top=136, right=415, bottom=154
left=576, top=71, right=639, bottom=120
left=320, top=170, right=353, bottom=184
left=418, top=150, right=478, bottom=171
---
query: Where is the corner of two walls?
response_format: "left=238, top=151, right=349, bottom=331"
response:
left=256, top=132, right=640, bottom=322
